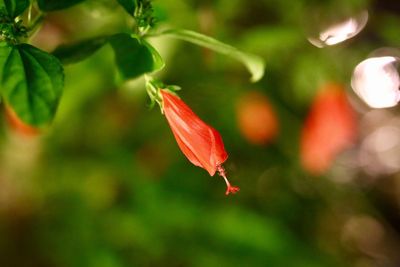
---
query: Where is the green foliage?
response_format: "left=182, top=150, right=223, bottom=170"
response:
left=142, top=39, right=164, bottom=72
left=0, top=43, right=63, bottom=126
left=162, top=29, right=265, bottom=82
left=3, top=0, right=29, bottom=17
left=134, top=0, right=156, bottom=31
left=52, top=35, right=164, bottom=75
left=37, top=0, right=85, bottom=11
left=117, top=0, right=156, bottom=32
left=109, top=33, right=163, bottom=80
left=0, top=7, right=28, bottom=44
left=116, top=0, right=136, bottom=16
left=52, top=37, right=108, bottom=64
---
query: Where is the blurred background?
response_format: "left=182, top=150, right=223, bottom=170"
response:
left=1, top=0, right=400, bottom=266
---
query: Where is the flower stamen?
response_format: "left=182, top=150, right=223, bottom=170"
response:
left=217, top=165, right=240, bottom=195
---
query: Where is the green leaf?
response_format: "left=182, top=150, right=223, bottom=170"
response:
left=4, top=0, right=29, bottom=17
left=116, top=0, right=136, bottom=16
left=142, top=39, right=164, bottom=72
left=0, top=44, right=13, bottom=81
left=108, top=33, right=164, bottom=81
left=37, top=0, right=85, bottom=11
left=0, top=44, right=64, bottom=126
left=52, top=37, right=108, bottom=64
left=161, top=29, right=265, bottom=82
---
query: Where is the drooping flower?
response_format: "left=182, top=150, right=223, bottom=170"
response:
left=160, top=89, right=239, bottom=195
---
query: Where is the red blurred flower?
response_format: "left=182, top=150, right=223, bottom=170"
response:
left=161, top=89, right=239, bottom=195
left=300, top=83, right=357, bottom=175
left=236, top=90, right=278, bottom=145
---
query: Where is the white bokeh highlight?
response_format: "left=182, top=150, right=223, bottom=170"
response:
left=308, top=11, right=368, bottom=48
left=351, top=56, right=400, bottom=108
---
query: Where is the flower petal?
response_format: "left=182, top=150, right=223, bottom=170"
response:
left=161, top=90, right=228, bottom=176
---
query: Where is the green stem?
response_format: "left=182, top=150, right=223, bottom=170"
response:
left=27, top=3, right=32, bottom=25
left=26, top=3, right=44, bottom=40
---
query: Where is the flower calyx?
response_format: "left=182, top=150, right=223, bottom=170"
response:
left=145, top=75, right=180, bottom=112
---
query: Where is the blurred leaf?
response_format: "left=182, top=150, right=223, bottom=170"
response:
left=52, top=37, right=108, bottom=64
left=108, top=33, right=164, bottom=81
left=3, top=0, right=29, bottom=17
left=37, top=0, right=85, bottom=11
left=161, top=29, right=265, bottom=82
left=0, top=44, right=64, bottom=126
left=116, top=0, right=136, bottom=16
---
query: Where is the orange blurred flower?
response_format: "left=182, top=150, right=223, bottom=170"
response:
left=300, top=84, right=357, bottom=175
left=4, top=106, right=40, bottom=137
left=236, top=91, right=278, bottom=145
left=161, top=89, right=239, bottom=195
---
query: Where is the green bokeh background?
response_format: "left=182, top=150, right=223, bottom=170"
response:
left=1, top=0, right=400, bottom=266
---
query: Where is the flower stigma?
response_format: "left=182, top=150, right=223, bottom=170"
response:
left=217, top=165, right=240, bottom=195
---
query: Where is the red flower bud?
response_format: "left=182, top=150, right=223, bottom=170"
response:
left=161, top=89, right=239, bottom=195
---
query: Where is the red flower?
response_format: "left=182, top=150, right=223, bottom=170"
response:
left=300, top=83, right=357, bottom=175
left=161, top=89, right=239, bottom=195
